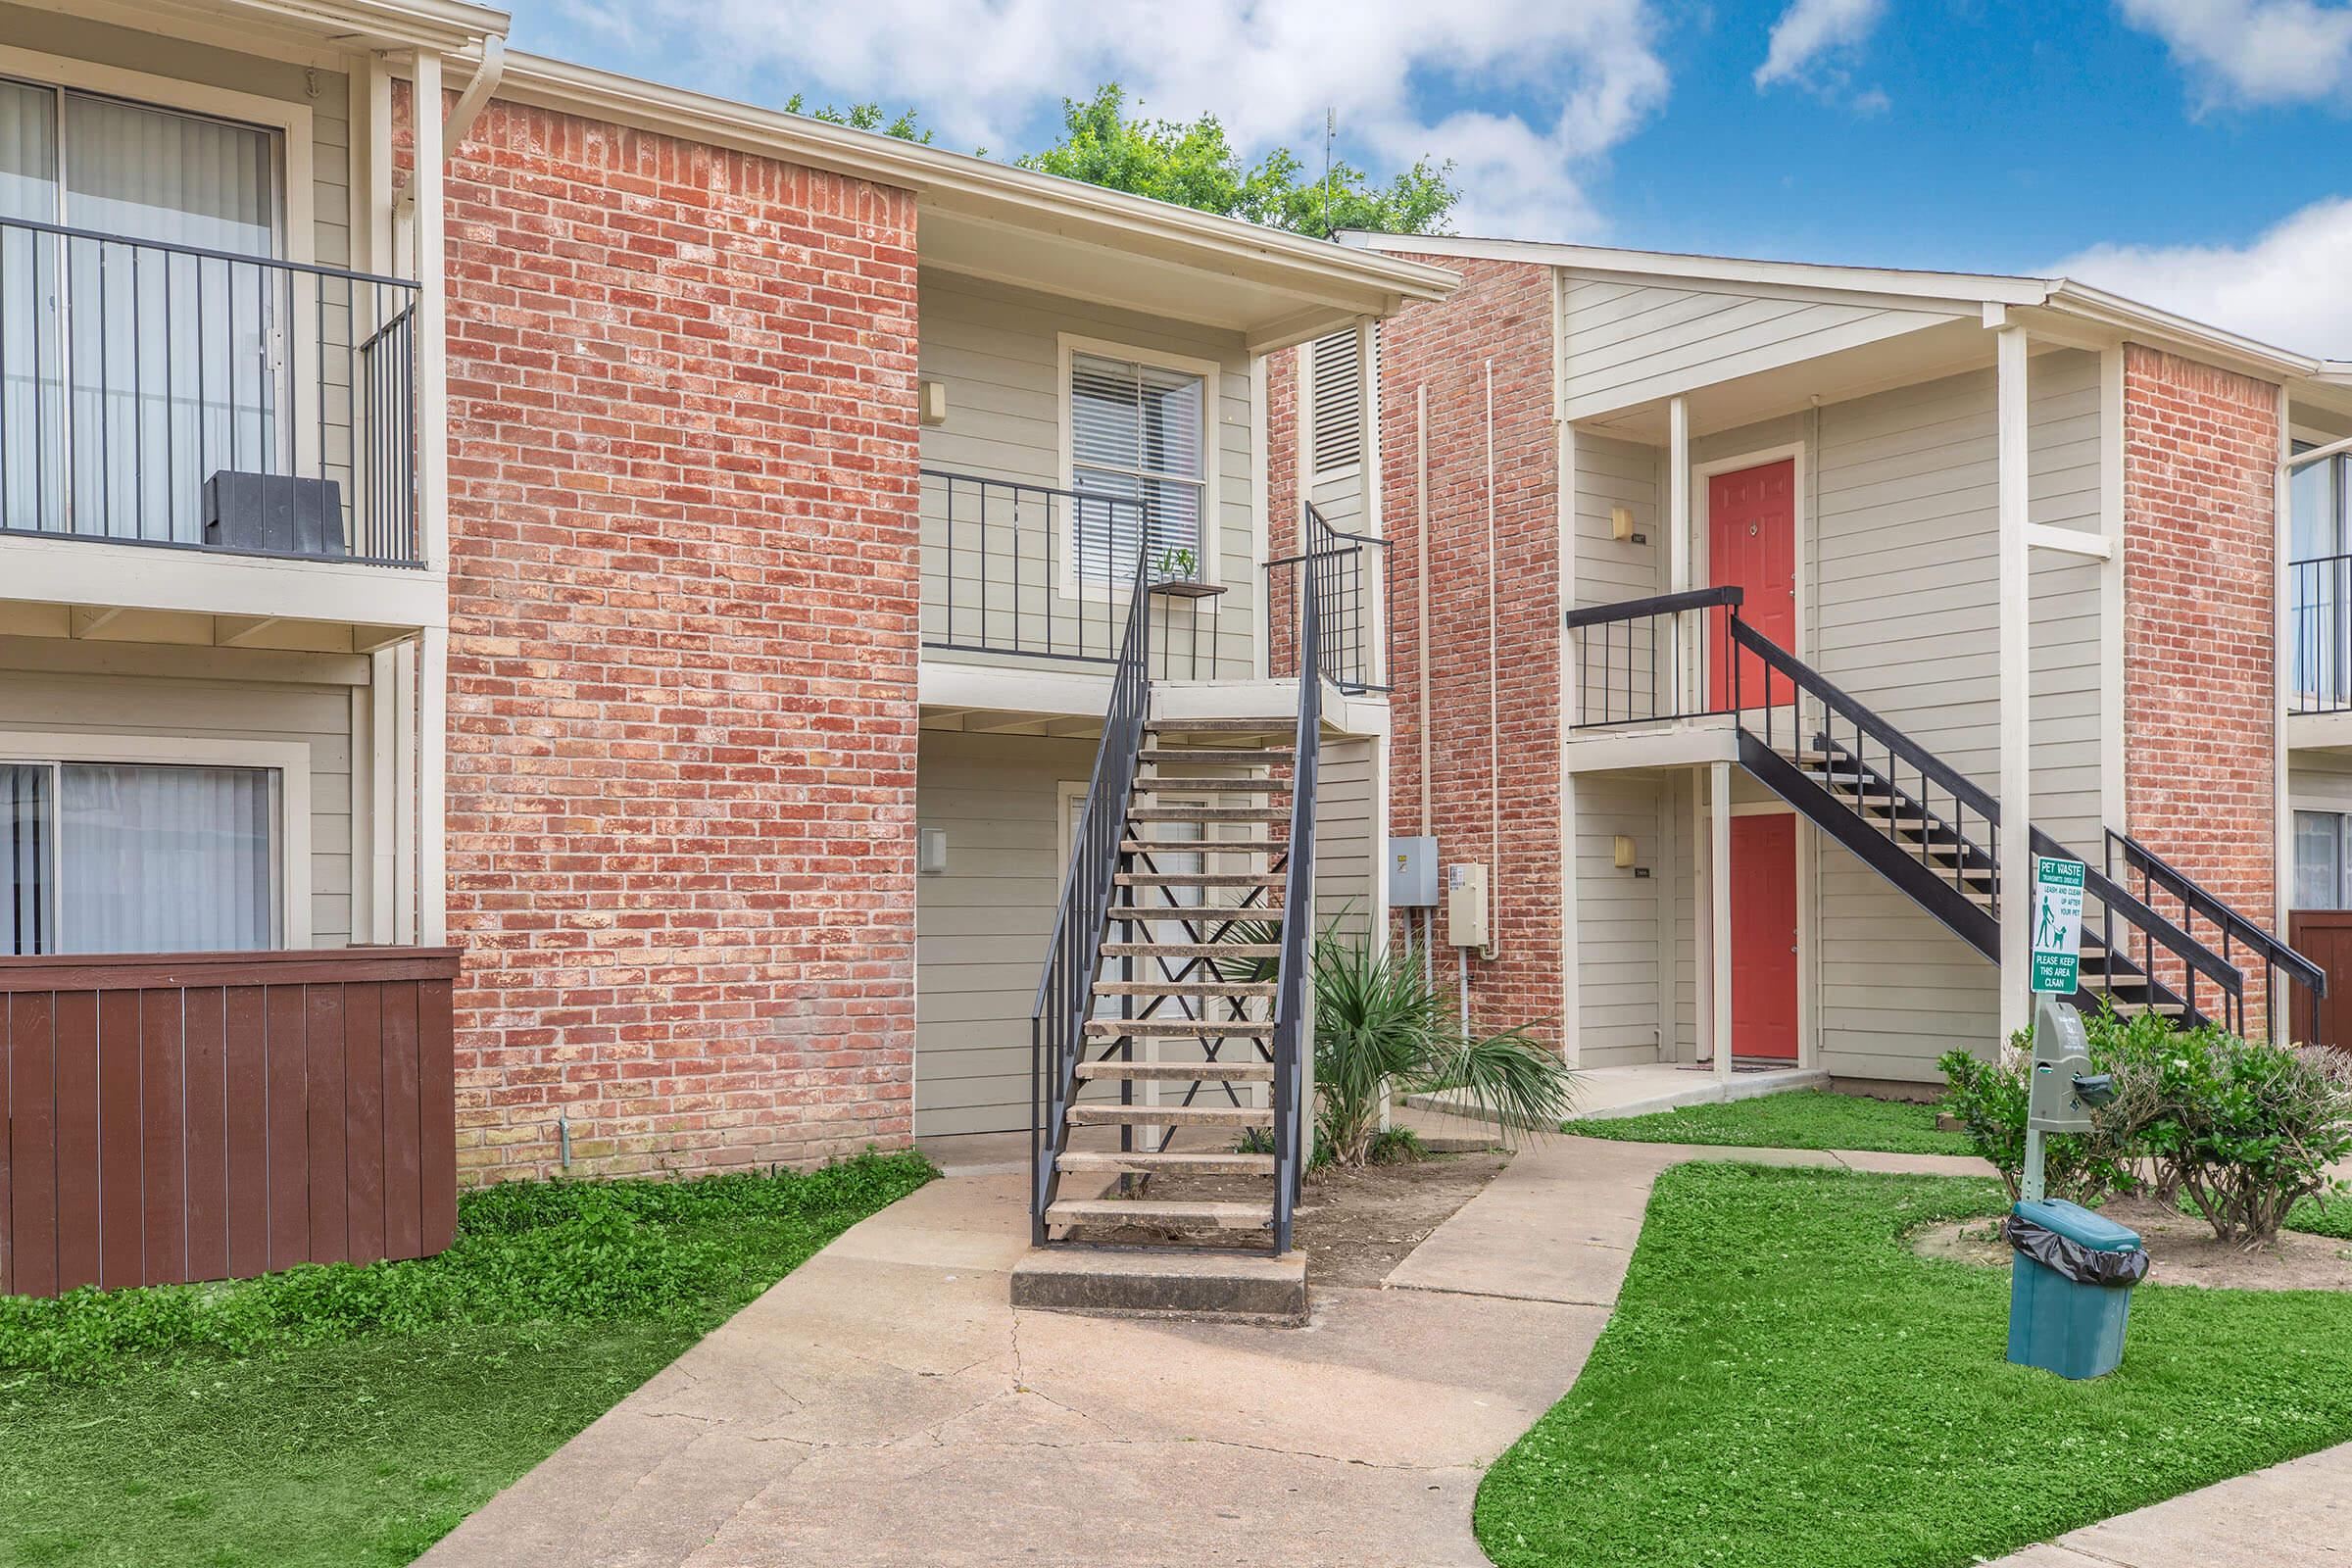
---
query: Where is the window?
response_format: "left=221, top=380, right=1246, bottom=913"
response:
left=2294, top=808, right=2352, bottom=910
left=0, top=75, right=283, bottom=540
left=1067, top=348, right=1206, bottom=583
left=1308, top=329, right=1362, bottom=475
left=2290, top=442, right=2352, bottom=708
left=3, top=760, right=279, bottom=954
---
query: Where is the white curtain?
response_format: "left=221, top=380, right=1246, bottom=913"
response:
left=4, top=763, right=46, bottom=956
left=57, top=763, right=276, bottom=953
left=0, top=78, right=62, bottom=533
left=61, top=92, right=278, bottom=544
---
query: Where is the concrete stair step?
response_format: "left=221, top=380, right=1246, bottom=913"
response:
left=1067, top=1102, right=1272, bottom=1126
left=1009, top=1245, right=1305, bottom=1323
left=1046, top=1199, right=1271, bottom=1231
left=1121, top=838, right=1284, bottom=854
left=1106, top=905, right=1283, bottom=923
left=1073, top=1060, right=1273, bottom=1082
left=1136, top=777, right=1289, bottom=794
left=1145, top=717, right=1292, bottom=734
left=1117, top=871, right=1286, bottom=887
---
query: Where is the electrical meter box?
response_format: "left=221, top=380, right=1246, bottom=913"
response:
left=1390, top=837, right=1438, bottom=907
left=2028, top=996, right=2096, bottom=1133
left=1447, top=862, right=1490, bottom=948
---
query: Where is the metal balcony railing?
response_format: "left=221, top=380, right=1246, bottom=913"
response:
left=2288, top=553, right=2352, bottom=716
left=1264, top=503, right=1389, bottom=694
left=0, top=216, right=421, bottom=567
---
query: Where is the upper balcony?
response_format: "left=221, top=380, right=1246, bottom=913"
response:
left=0, top=38, right=445, bottom=646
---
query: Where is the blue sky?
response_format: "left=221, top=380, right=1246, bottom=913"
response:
left=512, top=0, right=2352, bottom=351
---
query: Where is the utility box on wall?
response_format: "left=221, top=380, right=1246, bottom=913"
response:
left=1390, top=836, right=1438, bottom=906
left=1447, top=862, right=1490, bottom=948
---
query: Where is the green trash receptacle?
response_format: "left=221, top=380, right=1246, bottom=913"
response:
left=2006, top=1198, right=2147, bottom=1380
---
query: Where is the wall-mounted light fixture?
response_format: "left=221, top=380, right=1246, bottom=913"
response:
left=1610, top=505, right=1637, bottom=541
left=1613, top=835, right=1637, bottom=869
left=919, top=826, right=949, bottom=875
left=919, top=381, right=949, bottom=425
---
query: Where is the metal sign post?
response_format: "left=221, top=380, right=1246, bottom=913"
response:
left=2023, top=856, right=2089, bottom=1204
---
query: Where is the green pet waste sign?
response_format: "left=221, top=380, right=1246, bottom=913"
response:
left=2031, top=855, right=2086, bottom=996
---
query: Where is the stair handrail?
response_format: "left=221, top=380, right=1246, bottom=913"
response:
left=1269, top=506, right=1329, bottom=1254
left=1725, top=611, right=2250, bottom=1030
left=1029, top=542, right=1152, bottom=1246
left=2103, top=827, right=2325, bottom=1036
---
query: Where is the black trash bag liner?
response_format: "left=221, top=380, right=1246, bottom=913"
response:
left=2003, top=1214, right=2149, bottom=1288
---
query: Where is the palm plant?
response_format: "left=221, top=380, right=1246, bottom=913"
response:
left=1215, top=919, right=1577, bottom=1167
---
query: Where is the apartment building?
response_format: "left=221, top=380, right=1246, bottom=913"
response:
left=1275, top=231, right=2352, bottom=1096
left=0, top=0, right=1453, bottom=1292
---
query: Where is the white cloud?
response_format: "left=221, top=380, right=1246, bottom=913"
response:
left=540, top=0, right=1669, bottom=239
left=2051, top=195, right=2352, bottom=356
left=2116, top=0, right=2352, bottom=109
left=1753, top=0, right=1886, bottom=90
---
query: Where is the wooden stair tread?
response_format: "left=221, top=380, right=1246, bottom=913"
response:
left=1137, top=748, right=1292, bottom=764
left=1121, top=838, right=1285, bottom=854
left=1074, top=1060, right=1274, bottom=1081
left=1093, top=979, right=1277, bottom=996
left=1145, top=717, right=1292, bottom=733
left=1109, top=869, right=1279, bottom=883
left=1046, top=1198, right=1271, bottom=1230
left=1129, top=807, right=1291, bottom=821
left=1102, top=941, right=1279, bottom=957
left=1067, top=1102, right=1273, bottom=1125
left=1085, top=1019, right=1273, bottom=1038
left=1107, top=906, right=1285, bottom=922
left=1056, top=1151, right=1276, bottom=1176
left=1136, top=778, right=1290, bottom=794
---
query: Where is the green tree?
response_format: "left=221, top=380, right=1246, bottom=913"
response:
left=1017, top=85, right=1456, bottom=236
left=782, top=93, right=933, bottom=144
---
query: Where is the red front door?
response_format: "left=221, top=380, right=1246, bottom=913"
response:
left=1730, top=813, right=1799, bottom=1062
left=1708, top=459, right=1796, bottom=709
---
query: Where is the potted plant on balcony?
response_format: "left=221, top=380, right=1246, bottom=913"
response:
left=1148, top=546, right=1222, bottom=599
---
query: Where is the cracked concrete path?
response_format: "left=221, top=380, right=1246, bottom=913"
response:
left=419, top=1128, right=1995, bottom=1568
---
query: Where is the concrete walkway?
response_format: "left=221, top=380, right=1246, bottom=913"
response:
left=418, top=1129, right=2343, bottom=1567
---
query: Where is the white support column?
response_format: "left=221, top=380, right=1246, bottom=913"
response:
left=370, top=647, right=398, bottom=941
left=393, top=641, right=417, bottom=944
left=1668, top=395, right=1691, bottom=711
left=420, top=624, right=449, bottom=945
left=349, top=686, right=373, bottom=942
left=1359, top=317, right=1385, bottom=689
left=413, top=49, right=448, bottom=574
left=2275, top=385, right=2294, bottom=1042
left=1996, top=323, right=2032, bottom=1045
left=1709, top=760, right=1733, bottom=1082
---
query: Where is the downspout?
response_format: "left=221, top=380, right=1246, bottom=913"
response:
left=1417, top=382, right=1434, bottom=989
left=394, top=34, right=506, bottom=223
left=1484, top=359, right=1500, bottom=970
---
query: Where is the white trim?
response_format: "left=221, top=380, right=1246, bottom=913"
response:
left=1054, top=331, right=1225, bottom=598
left=2099, top=347, right=2127, bottom=848
left=2026, top=523, right=2113, bottom=561
left=1250, top=353, right=1270, bottom=681
left=1707, top=760, right=1732, bottom=1082
left=0, top=730, right=314, bottom=948
left=0, top=43, right=316, bottom=268
left=418, top=620, right=447, bottom=944
left=1995, top=324, right=2032, bottom=1045
left=2277, top=384, right=2295, bottom=1037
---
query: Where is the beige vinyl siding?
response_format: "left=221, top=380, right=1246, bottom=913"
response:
left=917, top=271, right=1257, bottom=680
left=1314, top=737, right=1376, bottom=935
left=1797, top=350, right=2105, bottom=1082
left=1569, top=432, right=1664, bottom=723
left=914, top=729, right=1095, bottom=1137
left=2291, top=756, right=2352, bottom=815
left=0, top=662, right=355, bottom=946
left=1575, top=774, right=1665, bottom=1067
left=1561, top=275, right=1962, bottom=421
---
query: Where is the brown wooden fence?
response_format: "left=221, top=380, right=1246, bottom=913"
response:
left=2288, top=911, right=2352, bottom=1053
left=1, top=947, right=463, bottom=1298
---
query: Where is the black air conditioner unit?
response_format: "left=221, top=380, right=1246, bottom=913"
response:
left=202, top=472, right=347, bottom=558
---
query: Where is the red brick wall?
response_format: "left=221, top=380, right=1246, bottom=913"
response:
left=2122, top=343, right=2279, bottom=1029
left=1367, top=254, right=1565, bottom=1044
left=438, top=100, right=922, bottom=1180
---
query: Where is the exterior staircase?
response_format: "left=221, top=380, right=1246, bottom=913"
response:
left=1566, top=586, right=2324, bottom=1037
left=1030, top=514, right=1338, bottom=1263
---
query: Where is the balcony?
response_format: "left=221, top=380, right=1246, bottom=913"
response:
left=0, top=216, right=420, bottom=571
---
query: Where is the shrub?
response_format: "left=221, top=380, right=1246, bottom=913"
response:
left=1938, top=1044, right=2136, bottom=1204
left=2136, top=1032, right=2352, bottom=1245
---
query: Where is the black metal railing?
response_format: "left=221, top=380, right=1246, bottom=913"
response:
left=1268, top=531, right=1322, bottom=1252
left=0, top=215, right=420, bottom=566
left=2287, top=553, right=2352, bottom=716
left=1565, top=586, right=1744, bottom=727
left=2105, top=829, right=2326, bottom=1039
left=1030, top=541, right=1152, bottom=1245
left=1266, top=502, right=1389, bottom=694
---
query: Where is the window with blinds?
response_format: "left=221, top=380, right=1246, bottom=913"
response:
left=1309, top=329, right=1362, bottom=475
left=1069, top=350, right=1206, bottom=583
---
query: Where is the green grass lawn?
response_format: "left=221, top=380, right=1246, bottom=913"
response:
left=1477, top=1162, right=2352, bottom=1568
left=0, top=1151, right=933, bottom=1568
left=1565, top=1089, right=1971, bottom=1155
